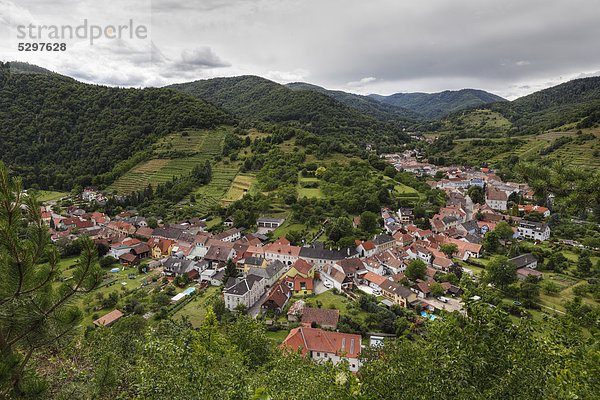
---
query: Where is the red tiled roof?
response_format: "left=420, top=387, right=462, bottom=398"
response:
left=293, top=276, right=313, bottom=291
left=363, top=271, right=387, bottom=286
left=291, top=259, right=315, bottom=275
left=301, top=308, right=340, bottom=327
left=93, top=309, right=124, bottom=327
left=361, top=240, right=375, bottom=251
left=281, top=327, right=361, bottom=358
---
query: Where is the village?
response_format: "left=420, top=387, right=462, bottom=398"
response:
left=32, top=148, right=568, bottom=373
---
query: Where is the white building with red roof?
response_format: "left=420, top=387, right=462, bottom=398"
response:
left=281, top=327, right=362, bottom=372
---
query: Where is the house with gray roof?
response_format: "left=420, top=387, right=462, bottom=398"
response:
left=509, top=253, right=538, bottom=270
left=247, top=260, right=286, bottom=287
left=299, top=243, right=359, bottom=266
left=223, top=275, right=265, bottom=311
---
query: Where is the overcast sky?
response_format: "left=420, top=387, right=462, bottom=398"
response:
left=2, top=0, right=600, bottom=99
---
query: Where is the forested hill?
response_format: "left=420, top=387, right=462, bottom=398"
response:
left=167, top=75, right=412, bottom=146
left=0, top=62, right=234, bottom=190
left=433, top=76, right=600, bottom=135
left=370, top=89, right=506, bottom=119
left=286, top=82, right=425, bottom=123
left=8, top=61, right=55, bottom=75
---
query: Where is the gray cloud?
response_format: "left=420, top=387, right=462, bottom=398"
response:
left=2, top=0, right=600, bottom=99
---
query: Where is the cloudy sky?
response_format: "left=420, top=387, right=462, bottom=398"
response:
left=1, top=0, right=600, bottom=99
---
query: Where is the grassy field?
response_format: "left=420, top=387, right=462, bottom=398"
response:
left=265, top=329, right=291, bottom=345
left=297, top=173, right=325, bottom=199
left=34, top=190, right=68, bottom=202
left=173, top=286, right=221, bottom=327
left=108, top=127, right=229, bottom=193
left=271, top=221, right=321, bottom=240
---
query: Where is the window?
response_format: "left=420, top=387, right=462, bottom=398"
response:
left=316, top=352, right=320, bottom=356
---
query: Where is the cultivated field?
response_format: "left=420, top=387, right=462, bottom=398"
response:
left=108, top=128, right=229, bottom=193
left=221, top=174, right=255, bottom=204
left=193, top=168, right=238, bottom=213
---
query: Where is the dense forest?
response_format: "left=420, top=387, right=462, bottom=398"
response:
left=168, top=76, right=412, bottom=148
left=369, top=89, right=506, bottom=119
left=0, top=62, right=234, bottom=191
left=286, top=82, right=424, bottom=123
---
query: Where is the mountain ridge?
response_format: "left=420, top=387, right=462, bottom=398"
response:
left=167, top=75, right=412, bottom=147
left=285, top=81, right=425, bottom=123
left=369, top=89, right=507, bottom=119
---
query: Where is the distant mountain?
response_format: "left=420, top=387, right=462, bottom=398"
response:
left=0, top=62, right=234, bottom=190
left=168, top=75, right=412, bottom=146
left=436, top=76, right=600, bottom=135
left=286, top=82, right=424, bottom=123
left=369, top=89, right=506, bottom=119
left=8, top=61, right=54, bottom=75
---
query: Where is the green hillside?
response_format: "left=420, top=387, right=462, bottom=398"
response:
left=433, top=76, right=600, bottom=135
left=0, top=62, right=234, bottom=191
left=370, top=89, right=506, bottom=119
left=167, top=75, right=412, bottom=147
left=286, top=81, right=424, bottom=123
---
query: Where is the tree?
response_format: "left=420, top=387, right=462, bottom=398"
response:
left=468, top=185, right=485, bottom=204
left=495, top=221, right=515, bottom=241
left=99, top=256, right=118, bottom=269
left=146, top=218, right=158, bottom=229
left=577, top=255, right=592, bottom=276
left=482, top=231, right=501, bottom=254
left=439, top=244, right=458, bottom=259
left=430, top=282, right=443, bottom=297
left=359, top=211, right=378, bottom=232
left=485, top=256, right=517, bottom=289
left=524, top=211, right=544, bottom=223
left=223, top=259, right=239, bottom=283
left=0, top=163, right=102, bottom=397
left=405, top=259, right=427, bottom=281
left=234, top=303, right=248, bottom=315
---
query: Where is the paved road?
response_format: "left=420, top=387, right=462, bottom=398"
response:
left=249, top=290, right=270, bottom=317
left=313, top=279, right=329, bottom=295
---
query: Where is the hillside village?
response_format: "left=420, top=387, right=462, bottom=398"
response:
left=33, top=150, right=574, bottom=371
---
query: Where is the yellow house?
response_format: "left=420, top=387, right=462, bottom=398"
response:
left=284, top=259, right=316, bottom=279
left=379, top=280, right=417, bottom=308
left=147, top=238, right=175, bottom=259
left=238, top=256, right=268, bottom=274
left=292, top=275, right=313, bottom=297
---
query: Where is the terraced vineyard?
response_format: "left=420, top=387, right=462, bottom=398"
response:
left=194, top=169, right=239, bottom=212
left=108, top=128, right=229, bottom=193
left=222, top=174, right=255, bottom=205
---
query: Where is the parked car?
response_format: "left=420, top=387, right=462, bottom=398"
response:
left=323, top=280, right=333, bottom=289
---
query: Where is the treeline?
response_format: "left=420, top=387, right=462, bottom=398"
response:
left=0, top=62, right=233, bottom=191
left=20, top=304, right=600, bottom=399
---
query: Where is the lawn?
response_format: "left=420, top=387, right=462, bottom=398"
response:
left=394, top=183, right=419, bottom=196
left=35, top=190, right=68, bottom=202
left=271, top=221, right=320, bottom=240
left=173, top=286, right=221, bottom=327
left=304, top=290, right=349, bottom=311
left=265, top=329, right=291, bottom=345
left=297, top=173, right=325, bottom=199
left=298, top=187, right=325, bottom=199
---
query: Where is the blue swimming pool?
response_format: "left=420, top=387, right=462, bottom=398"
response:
left=183, top=287, right=196, bottom=294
